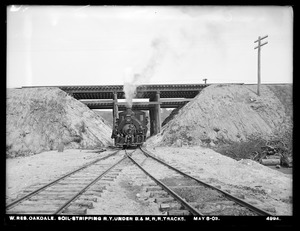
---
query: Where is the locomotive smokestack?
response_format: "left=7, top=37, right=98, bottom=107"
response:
left=125, top=106, right=132, bottom=113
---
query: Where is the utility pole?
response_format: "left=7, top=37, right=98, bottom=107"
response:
left=203, top=78, right=207, bottom=84
left=254, top=35, right=268, bottom=96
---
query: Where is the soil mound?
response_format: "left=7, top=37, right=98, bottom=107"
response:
left=147, top=84, right=292, bottom=147
left=6, top=87, right=113, bottom=157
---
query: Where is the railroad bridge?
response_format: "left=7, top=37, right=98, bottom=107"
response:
left=57, top=84, right=208, bottom=136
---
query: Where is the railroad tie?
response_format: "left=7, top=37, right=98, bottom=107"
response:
left=159, top=204, right=170, bottom=212
left=94, top=182, right=111, bottom=186
left=40, top=188, right=80, bottom=193
left=7, top=205, right=58, bottom=213
left=28, top=195, right=72, bottom=201
left=155, top=197, right=176, bottom=203
left=135, top=176, right=148, bottom=179
left=83, top=191, right=102, bottom=197
left=100, top=178, right=115, bottom=181
left=103, top=175, right=118, bottom=179
left=78, top=196, right=97, bottom=202
left=89, top=185, right=106, bottom=191
left=89, top=188, right=105, bottom=193
left=167, top=210, right=191, bottom=216
left=71, top=200, right=93, bottom=209
left=149, top=191, right=168, bottom=197
left=61, top=208, right=87, bottom=215
left=22, top=186, right=45, bottom=193
left=146, top=186, right=162, bottom=192
left=110, top=168, right=123, bottom=172
left=37, top=192, right=77, bottom=196
left=106, top=172, right=120, bottom=176
left=166, top=202, right=182, bottom=210
left=142, top=182, right=157, bottom=187
left=17, top=201, right=67, bottom=207
left=57, top=182, right=91, bottom=186
left=6, top=210, right=54, bottom=214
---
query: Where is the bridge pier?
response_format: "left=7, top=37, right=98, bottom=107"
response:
left=149, top=91, right=161, bottom=136
left=149, top=107, right=155, bottom=136
left=155, top=91, right=161, bottom=134
left=112, top=92, right=119, bottom=130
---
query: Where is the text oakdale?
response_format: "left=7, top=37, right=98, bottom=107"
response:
left=8, top=216, right=55, bottom=220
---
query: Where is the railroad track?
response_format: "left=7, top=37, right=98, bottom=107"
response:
left=126, top=147, right=273, bottom=216
left=6, top=149, right=127, bottom=215
left=6, top=147, right=274, bottom=216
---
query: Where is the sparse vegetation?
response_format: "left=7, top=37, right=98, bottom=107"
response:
left=212, top=128, right=292, bottom=166
left=213, top=136, right=267, bottom=160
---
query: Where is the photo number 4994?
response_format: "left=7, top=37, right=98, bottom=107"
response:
left=266, top=217, right=280, bottom=221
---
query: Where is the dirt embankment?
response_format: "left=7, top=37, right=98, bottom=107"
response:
left=6, top=87, right=113, bottom=157
left=147, top=84, right=292, bottom=149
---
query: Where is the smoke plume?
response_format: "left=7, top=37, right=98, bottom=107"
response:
left=123, top=38, right=168, bottom=108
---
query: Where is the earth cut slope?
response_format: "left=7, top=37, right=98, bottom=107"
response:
left=6, top=87, right=113, bottom=157
left=147, top=84, right=292, bottom=147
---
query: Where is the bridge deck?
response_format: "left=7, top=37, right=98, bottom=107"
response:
left=57, top=84, right=208, bottom=100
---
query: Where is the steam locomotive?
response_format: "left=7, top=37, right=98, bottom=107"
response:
left=111, top=108, right=148, bottom=148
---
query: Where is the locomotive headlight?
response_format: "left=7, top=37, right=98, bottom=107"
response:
left=125, top=115, right=131, bottom=122
left=122, top=124, right=136, bottom=135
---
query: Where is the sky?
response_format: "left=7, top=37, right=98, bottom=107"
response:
left=7, top=5, right=293, bottom=89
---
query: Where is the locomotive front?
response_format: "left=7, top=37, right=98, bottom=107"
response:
left=112, top=107, right=148, bottom=148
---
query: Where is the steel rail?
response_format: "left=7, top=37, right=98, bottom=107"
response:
left=54, top=155, right=127, bottom=214
left=125, top=151, right=203, bottom=215
left=139, top=147, right=272, bottom=216
left=6, top=150, right=120, bottom=210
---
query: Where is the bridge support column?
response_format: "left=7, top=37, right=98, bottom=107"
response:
left=155, top=92, right=161, bottom=134
left=149, top=107, right=155, bottom=136
left=112, top=92, right=118, bottom=129
left=149, top=92, right=161, bottom=136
